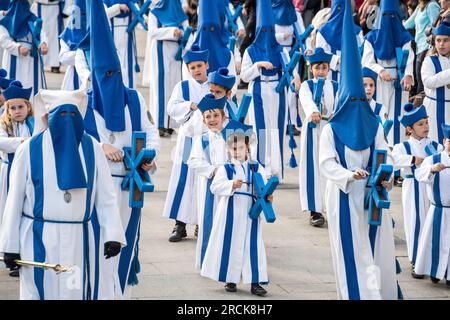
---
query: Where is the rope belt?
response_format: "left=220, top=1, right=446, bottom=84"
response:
left=425, top=95, right=450, bottom=103
left=431, top=203, right=450, bottom=208
left=22, top=213, right=91, bottom=224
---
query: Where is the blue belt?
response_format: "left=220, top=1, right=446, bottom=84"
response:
left=112, top=174, right=126, bottom=178
left=234, top=191, right=256, bottom=201
left=1, top=160, right=10, bottom=165
left=22, top=213, right=91, bottom=224
left=432, top=203, right=450, bottom=208
left=425, top=95, right=450, bottom=103
left=404, top=174, right=415, bottom=179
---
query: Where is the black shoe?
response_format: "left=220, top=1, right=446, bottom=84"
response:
left=166, top=128, right=175, bottom=135
left=237, top=81, right=248, bottom=90
left=251, top=283, right=267, bottom=296
left=394, top=176, right=403, bottom=187
left=159, top=128, right=170, bottom=137
left=292, top=126, right=301, bottom=136
left=411, top=268, right=424, bottom=279
left=225, top=283, right=237, bottom=292
left=430, top=276, right=441, bottom=284
left=194, top=224, right=198, bottom=237
left=310, top=212, right=325, bottom=227
left=446, top=280, right=450, bottom=287
left=51, top=67, right=60, bottom=74
left=9, top=268, right=19, bottom=277
left=168, top=224, right=187, bottom=242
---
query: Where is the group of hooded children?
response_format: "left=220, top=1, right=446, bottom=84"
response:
left=0, top=0, right=448, bottom=301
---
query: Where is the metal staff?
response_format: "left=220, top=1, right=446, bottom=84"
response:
left=0, top=257, right=72, bottom=274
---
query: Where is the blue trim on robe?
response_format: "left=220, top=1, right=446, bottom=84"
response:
left=252, top=79, right=266, bottom=166
left=277, top=76, right=286, bottom=178
left=10, top=55, right=17, bottom=80
left=200, top=136, right=214, bottom=267
left=157, top=21, right=165, bottom=129
left=431, top=153, right=443, bottom=278
left=181, top=80, right=190, bottom=101
left=430, top=56, right=445, bottom=143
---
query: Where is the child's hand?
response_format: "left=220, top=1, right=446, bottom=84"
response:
left=39, top=42, right=48, bottom=55
left=102, top=144, right=124, bottom=162
left=141, top=159, right=155, bottom=172
left=233, top=179, right=243, bottom=189
left=190, top=103, right=198, bottom=111
left=311, top=112, right=321, bottom=124
left=401, top=75, right=413, bottom=92
left=19, top=46, right=30, bottom=57
left=414, top=156, right=424, bottom=166
left=381, top=179, right=393, bottom=191
left=352, top=168, right=370, bottom=180
left=380, top=70, right=392, bottom=82
left=431, top=163, right=446, bottom=173
left=266, top=195, right=273, bottom=203
left=119, top=4, right=130, bottom=12
left=257, top=61, right=274, bottom=70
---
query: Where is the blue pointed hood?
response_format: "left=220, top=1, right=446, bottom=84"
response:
left=0, top=0, right=10, bottom=11
left=151, top=0, right=188, bottom=27
left=272, top=0, right=297, bottom=26
left=90, top=0, right=126, bottom=132
left=247, top=0, right=283, bottom=68
left=0, top=0, right=36, bottom=40
left=330, top=0, right=378, bottom=151
left=60, top=0, right=88, bottom=51
left=365, top=0, right=412, bottom=60
left=318, top=0, right=360, bottom=52
left=192, top=0, right=231, bottom=73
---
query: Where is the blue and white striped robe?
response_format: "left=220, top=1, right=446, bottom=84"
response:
left=0, top=131, right=125, bottom=300
left=200, top=160, right=268, bottom=285
left=319, top=124, right=398, bottom=300
left=414, top=151, right=450, bottom=282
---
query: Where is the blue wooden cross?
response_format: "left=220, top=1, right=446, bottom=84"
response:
left=365, top=149, right=393, bottom=226
left=395, top=47, right=409, bottom=88
left=308, top=77, right=325, bottom=129
left=121, top=132, right=156, bottom=208
left=425, top=143, right=439, bottom=156
left=225, top=4, right=243, bottom=35
left=276, top=51, right=301, bottom=94
left=290, top=24, right=314, bottom=57
left=376, top=117, right=393, bottom=137
left=127, top=0, right=152, bottom=33
left=249, top=172, right=279, bottom=223
left=27, top=19, right=43, bottom=58
left=175, top=26, right=193, bottom=61
left=228, top=93, right=251, bottom=123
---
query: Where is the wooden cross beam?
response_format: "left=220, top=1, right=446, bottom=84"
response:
left=127, top=0, right=152, bottom=33
left=276, top=51, right=300, bottom=94
left=248, top=172, right=278, bottom=223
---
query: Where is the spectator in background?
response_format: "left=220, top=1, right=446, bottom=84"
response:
left=237, top=0, right=256, bottom=89
left=302, top=0, right=324, bottom=26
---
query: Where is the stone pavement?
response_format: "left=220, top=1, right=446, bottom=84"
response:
left=0, top=28, right=449, bottom=300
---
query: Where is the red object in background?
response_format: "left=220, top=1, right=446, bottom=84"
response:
left=293, top=0, right=303, bottom=11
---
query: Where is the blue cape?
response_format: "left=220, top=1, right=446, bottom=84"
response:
left=193, top=0, right=231, bottom=73
left=365, top=0, right=412, bottom=60
left=0, top=0, right=36, bottom=40
left=318, top=0, right=360, bottom=52
left=48, top=104, right=87, bottom=190
left=151, top=0, right=187, bottom=27
left=247, top=0, right=283, bottom=69
left=272, top=0, right=297, bottom=26
left=330, top=0, right=378, bottom=151
left=60, top=0, right=88, bottom=51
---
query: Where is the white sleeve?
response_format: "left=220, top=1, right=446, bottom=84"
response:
left=422, top=56, right=450, bottom=89
left=210, top=166, right=235, bottom=196
left=59, top=40, right=76, bottom=66
left=147, top=12, right=179, bottom=41
left=75, top=49, right=91, bottom=90
left=299, top=81, right=319, bottom=120
left=188, top=136, right=215, bottom=178
left=92, top=141, right=126, bottom=246
left=361, top=40, right=385, bottom=75
left=414, top=155, right=435, bottom=184
left=0, top=142, right=29, bottom=253
left=167, top=81, right=194, bottom=124
left=403, top=41, right=415, bottom=80
left=0, top=26, right=20, bottom=55
left=105, top=3, right=122, bottom=19
left=240, top=50, right=261, bottom=83
left=318, top=125, right=355, bottom=194
left=392, top=143, right=413, bottom=170
left=137, top=92, right=160, bottom=155
left=0, top=126, right=24, bottom=153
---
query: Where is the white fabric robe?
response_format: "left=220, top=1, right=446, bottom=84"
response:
left=392, top=137, right=442, bottom=265
left=361, top=40, right=415, bottom=147
left=0, top=131, right=126, bottom=300
left=59, top=40, right=80, bottom=91
left=31, top=1, right=63, bottom=68
left=74, top=48, right=91, bottom=90
left=0, top=26, right=48, bottom=96
left=369, top=99, right=388, bottom=123
left=86, top=92, right=159, bottom=299
left=188, top=130, right=228, bottom=271
left=240, top=49, right=287, bottom=178
left=143, top=11, right=188, bottom=129
left=421, top=54, right=450, bottom=143
left=414, top=151, right=450, bottom=281
left=319, top=124, right=398, bottom=300
left=200, top=159, right=268, bottom=285
left=298, top=78, right=337, bottom=214
left=162, top=79, right=209, bottom=225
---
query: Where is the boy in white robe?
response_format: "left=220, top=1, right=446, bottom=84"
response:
left=0, top=0, right=49, bottom=96
left=0, top=89, right=126, bottom=300
left=83, top=0, right=159, bottom=299
left=298, top=47, right=338, bottom=228
left=363, top=67, right=389, bottom=125
left=188, top=94, right=228, bottom=271
left=414, top=123, right=450, bottom=287
left=392, top=103, right=442, bottom=279
left=319, top=1, right=399, bottom=300
left=163, top=45, right=210, bottom=242
left=422, top=21, right=450, bottom=144
left=200, top=120, right=271, bottom=297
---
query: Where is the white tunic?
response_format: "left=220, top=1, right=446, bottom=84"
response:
left=188, top=130, right=228, bottom=271
left=361, top=40, right=415, bottom=147
left=59, top=40, right=80, bottom=91
left=86, top=92, right=159, bottom=299
left=319, top=124, right=398, bottom=300
left=143, top=11, right=188, bottom=129
left=200, top=159, right=268, bottom=285
left=392, top=137, right=442, bottom=265
left=0, top=131, right=126, bottom=300
left=421, top=54, right=450, bottom=143
left=414, top=151, right=450, bottom=281
left=162, top=79, right=209, bottom=225
left=298, top=78, right=337, bottom=214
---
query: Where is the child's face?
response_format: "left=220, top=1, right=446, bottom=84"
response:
left=444, top=138, right=450, bottom=152
left=203, top=109, right=225, bottom=132
left=7, top=99, right=29, bottom=123
left=188, top=61, right=208, bottom=82
left=209, top=83, right=229, bottom=100
left=311, top=62, right=329, bottom=79
left=229, top=139, right=248, bottom=162
left=363, top=77, right=376, bottom=101
left=407, top=118, right=429, bottom=139
left=435, top=35, right=450, bottom=57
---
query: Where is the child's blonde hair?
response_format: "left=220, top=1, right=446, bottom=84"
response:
left=0, top=99, right=33, bottom=137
